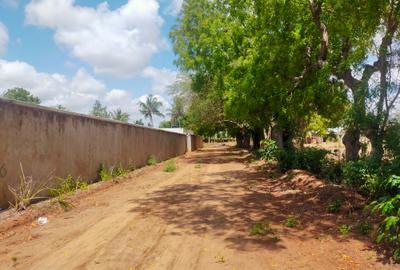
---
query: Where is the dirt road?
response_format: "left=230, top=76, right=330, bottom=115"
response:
left=0, top=144, right=397, bottom=269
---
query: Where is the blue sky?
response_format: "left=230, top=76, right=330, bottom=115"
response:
left=0, top=0, right=183, bottom=124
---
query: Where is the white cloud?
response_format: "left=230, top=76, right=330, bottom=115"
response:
left=0, top=59, right=169, bottom=126
left=166, top=0, right=183, bottom=16
left=25, top=0, right=164, bottom=77
left=142, top=66, right=177, bottom=94
left=0, top=22, right=9, bottom=55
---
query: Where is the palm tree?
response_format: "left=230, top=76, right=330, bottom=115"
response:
left=138, top=95, right=164, bottom=127
left=111, top=109, right=129, bottom=122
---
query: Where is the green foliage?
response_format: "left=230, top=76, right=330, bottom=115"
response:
left=320, top=159, right=343, bottom=183
left=90, top=100, right=111, bottom=119
left=342, top=160, right=371, bottom=188
left=2, top=87, right=41, bottom=104
left=249, top=222, right=274, bottom=236
left=338, top=224, right=352, bottom=235
left=49, top=175, right=88, bottom=197
left=276, top=147, right=328, bottom=174
left=369, top=194, right=400, bottom=259
left=159, top=120, right=172, bottom=128
left=163, top=159, right=176, bottom=172
left=111, top=109, right=129, bottom=122
left=134, top=119, right=144, bottom=126
left=147, top=155, right=158, bottom=166
left=284, top=215, right=298, bottom=228
left=357, top=221, right=372, bottom=235
left=138, top=95, right=164, bottom=127
left=98, top=163, right=112, bottom=181
left=327, top=199, right=342, bottom=213
left=255, top=139, right=279, bottom=161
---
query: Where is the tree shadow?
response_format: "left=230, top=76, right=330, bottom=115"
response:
left=128, top=146, right=394, bottom=264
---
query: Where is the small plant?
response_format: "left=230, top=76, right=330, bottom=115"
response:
left=250, top=222, right=274, bottom=236
left=214, top=255, right=226, bottom=264
left=8, top=163, right=50, bottom=211
left=52, top=195, right=72, bottom=211
left=357, top=221, right=372, bottom=235
left=194, top=164, right=201, bottom=169
left=338, top=224, right=352, bottom=235
left=327, top=199, right=342, bottom=213
left=147, top=155, right=157, bottom=166
left=49, top=175, right=87, bottom=197
left=163, top=159, right=176, bottom=172
left=98, top=163, right=112, bottom=181
left=111, top=165, right=126, bottom=177
left=284, top=215, right=298, bottom=228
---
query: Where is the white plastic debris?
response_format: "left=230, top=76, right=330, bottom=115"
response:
left=37, top=217, right=48, bottom=225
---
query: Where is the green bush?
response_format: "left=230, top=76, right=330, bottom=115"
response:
left=256, top=139, right=279, bottom=161
left=295, top=148, right=329, bottom=174
left=98, top=163, right=112, bottom=181
left=276, top=147, right=328, bottom=174
left=342, top=160, right=371, bottom=188
left=49, top=175, right=88, bottom=197
left=327, top=199, right=341, bottom=213
left=357, top=221, right=372, bottom=235
left=320, top=158, right=343, bottom=183
left=147, top=155, right=158, bottom=166
left=276, top=150, right=296, bottom=172
left=369, top=193, right=400, bottom=260
left=163, top=159, right=176, bottom=172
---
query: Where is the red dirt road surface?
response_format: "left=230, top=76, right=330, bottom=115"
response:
left=0, top=144, right=398, bottom=269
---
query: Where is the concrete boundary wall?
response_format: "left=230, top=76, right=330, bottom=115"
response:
left=0, top=99, right=202, bottom=208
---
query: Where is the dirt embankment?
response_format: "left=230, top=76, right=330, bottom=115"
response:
left=0, top=144, right=397, bottom=270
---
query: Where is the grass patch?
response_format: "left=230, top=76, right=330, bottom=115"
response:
left=338, top=224, right=352, bottom=235
left=194, top=164, right=201, bottom=169
left=163, top=159, right=176, bottom=172
left=250, top=222, right=274, bottom=236
left=49, top=175, right=88, bottom=197
left=284, top=215, right=298, bottom=228
left=327, top=199, right=342, bottom=213
left=357, top=221, right=372, bottom=235
left=147, top=155, right=158, bottom=166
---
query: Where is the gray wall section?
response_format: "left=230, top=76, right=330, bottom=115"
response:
left=0, top=98, right=202, bottom=208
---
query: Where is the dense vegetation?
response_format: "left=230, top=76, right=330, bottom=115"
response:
left=171, top=0, right=400, bottom=259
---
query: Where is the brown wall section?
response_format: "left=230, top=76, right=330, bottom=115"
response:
left=0, top=99, right=198, bottom=208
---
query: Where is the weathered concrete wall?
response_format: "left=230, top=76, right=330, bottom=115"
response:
left=190, top=135, right=204, bottom=151
left=0, top=99, right=191, bottom=208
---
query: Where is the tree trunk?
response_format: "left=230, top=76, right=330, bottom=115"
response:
left=271, top=126, right=284, bottom=149
left=252, top=127, right=263, bottom=150
left=342, top=127, right=361, bottom=161
left=243, top=133, right=251, bottom=149
left=366, top=130, right=384, bottom=164
left=235, top=132, right=244, bottom=148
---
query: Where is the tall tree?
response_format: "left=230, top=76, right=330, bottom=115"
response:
left=111, top=109, right=129, bottom=123
left=2, top=88, right=41, bottom=104
left=90, top=100, right=110, bottom=119
left=138, top=95, right=164, bottom=127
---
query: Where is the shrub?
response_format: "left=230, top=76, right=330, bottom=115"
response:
left=257, top=139, right=279, bottom=161
left=369, top=193, right=400, bottom=260
left=147, top=155, right=158, bottom=166
left=338, top=224, right=352, bottom=235
left=163, top=159, right=176, bottom=172
left=111, top=165, right=126, bottom=177
left=357, top=221, right=372, bottom=235
left=49, top=175, right=88, bottom=197
left=327, top=199, right=341, bottom=213
left=98, top=163, right=112, bottom=181
left=320, top=158, right=343, bottom=183
left=284, top=215, right=298, bottom=228
left=295, top=148, right=329, bottom=174
left=276, top=150, right=296, bottom=172
left=342, top=160, right=371, bottom=188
